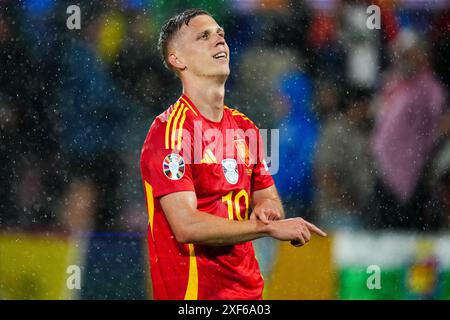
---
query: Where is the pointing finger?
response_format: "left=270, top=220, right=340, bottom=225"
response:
left=304, top=220, right=327, bottom=237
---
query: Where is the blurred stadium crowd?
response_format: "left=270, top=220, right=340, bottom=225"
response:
left=1, top=0, right=450, bottom=234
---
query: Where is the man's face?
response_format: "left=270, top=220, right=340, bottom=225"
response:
left=171, top=15, right=230, bottom=79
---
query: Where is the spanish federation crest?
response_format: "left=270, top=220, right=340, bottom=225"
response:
left=163, top=153, right=185, bottom=180
left=222, top=159, right=239, bottom=184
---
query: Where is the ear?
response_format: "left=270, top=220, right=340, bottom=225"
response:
left=168, top=52, right=186, bottom=71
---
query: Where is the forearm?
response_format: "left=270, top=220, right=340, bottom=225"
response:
left=178, top=210, right=271, bottom=246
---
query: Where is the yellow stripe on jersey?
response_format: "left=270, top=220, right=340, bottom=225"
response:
left=165, top=101, right=181, bottom=149
left=176, top=107, right=189, bottom=150
left=170, top=103, right=186, bottom=149
left=232, top=111, right=250, bottom=120
left=225, top=105, right=253, bottom=123
left=184, top=243, right=198, bottom=300
left=144, top=181, right=154, bottom=239
left=180, top=97, right=198, bottom=116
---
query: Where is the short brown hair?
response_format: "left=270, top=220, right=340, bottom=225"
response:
left=158, top=8, right=212, bottom=71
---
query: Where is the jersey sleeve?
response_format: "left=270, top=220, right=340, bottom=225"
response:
left=251, top=125, right=275, bottom=192
left=143, top=122, right=195, bottom=199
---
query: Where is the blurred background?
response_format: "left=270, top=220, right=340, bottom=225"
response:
left=1, top=0, right=450, bottom=299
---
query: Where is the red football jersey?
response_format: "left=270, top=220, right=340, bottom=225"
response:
left=140, top=94, right=274, bottom=300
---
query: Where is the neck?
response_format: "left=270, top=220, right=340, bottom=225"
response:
left=182, top=77, right=226, bottom=122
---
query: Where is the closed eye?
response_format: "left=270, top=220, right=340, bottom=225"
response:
left=196, top=27, right=225, bottom=40
left=197, top=31, right=210, bottom=40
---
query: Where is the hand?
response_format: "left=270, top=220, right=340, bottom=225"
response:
left=267, top=217, right=327, bottom=247
left=250, top=198, right=282, bottom=224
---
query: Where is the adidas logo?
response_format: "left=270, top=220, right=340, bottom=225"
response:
left=200, top=149, right=218, bottom=164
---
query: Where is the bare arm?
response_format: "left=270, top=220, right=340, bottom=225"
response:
left=160, top=191, right=326, bottom=246
left=160, top=191, right=270, bottom=245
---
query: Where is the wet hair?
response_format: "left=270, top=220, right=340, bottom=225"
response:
left=158, top=8, right=212, bottom=71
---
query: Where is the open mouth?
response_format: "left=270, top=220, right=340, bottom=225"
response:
left=212, top=52, right=227, bottom=60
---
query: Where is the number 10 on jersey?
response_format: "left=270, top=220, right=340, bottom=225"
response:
left=222, top=189, right=249, bottom=221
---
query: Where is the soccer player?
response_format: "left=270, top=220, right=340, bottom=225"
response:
left=140, top=8, right=327, bottom=300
